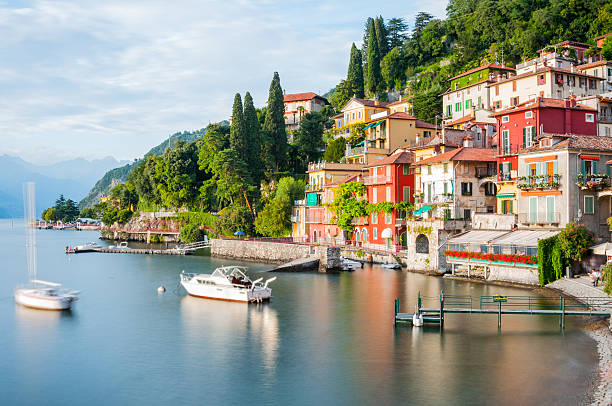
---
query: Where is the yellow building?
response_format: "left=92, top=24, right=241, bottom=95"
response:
left=329, top=98, right=390, bottom=139
left=387, top=96, right=413, bottom=114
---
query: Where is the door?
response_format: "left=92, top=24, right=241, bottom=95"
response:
left=529, top=196, right=537, bottom=223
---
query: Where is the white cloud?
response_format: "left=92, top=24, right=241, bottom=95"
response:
left=0, top=0, right=447, bottom=163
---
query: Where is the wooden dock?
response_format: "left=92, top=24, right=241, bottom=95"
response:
left=394, top=291, right=612, bottom=329
left=93, top=247, right=195, bottom=255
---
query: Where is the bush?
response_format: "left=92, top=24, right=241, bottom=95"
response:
left=538, top=235, right=557, bottom=286
left=216, top=204, right=254, bottom=236
left=603, top=263, right=612, bottom=296
left=180, top=223, right=203, bottom=243
left=150, top=234, right=163, bottom=243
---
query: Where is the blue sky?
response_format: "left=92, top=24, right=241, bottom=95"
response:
left=0, top=0, right=447, bottom=164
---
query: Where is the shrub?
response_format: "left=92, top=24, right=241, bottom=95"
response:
left=180, top=223, right=203, bottom=243
left=603, top=263, right=612, bottom=296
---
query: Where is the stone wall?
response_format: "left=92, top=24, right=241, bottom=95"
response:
left=486, top=266, right=540, bottom=286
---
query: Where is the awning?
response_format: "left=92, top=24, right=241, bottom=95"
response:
left=413, top=204, right=434, bottom=215
left=496, top=193, right=515, bottom=198
left=363, top=121, right=382, bottom=130
left=448, top=230, right=510, bottom=245
left=591, top=242, right=612, bottom=256
left=381, top=228, right=393, bottom=239
left=354, top=141, right=364, bottom=146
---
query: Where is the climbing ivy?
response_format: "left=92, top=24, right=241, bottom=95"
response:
left=537, top=235, right=557, bottom=286
left=326, top=182, right=368, bottom=234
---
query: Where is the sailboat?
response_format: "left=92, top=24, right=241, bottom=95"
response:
left=14, top=182, right=79, bottom=310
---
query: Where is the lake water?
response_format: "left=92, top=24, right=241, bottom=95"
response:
left=0, top=220, right=597, bottom=405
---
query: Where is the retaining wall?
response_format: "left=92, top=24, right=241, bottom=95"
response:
left=486, top=266, right=540, bottom=286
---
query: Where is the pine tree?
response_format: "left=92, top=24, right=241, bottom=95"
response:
left=347, top=43, right=365, bottom=99
left=230, top=93, right=249, bottom=166
left=374, top=16, right=389, bottom=58
left=243, top=91, right=262, bottom=184
left=263, top=72, right=287, bottom=173
left=365, top=19, right=383, bottom=97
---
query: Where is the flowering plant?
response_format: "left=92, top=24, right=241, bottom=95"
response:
left=443, top=250, right=538, bottom=265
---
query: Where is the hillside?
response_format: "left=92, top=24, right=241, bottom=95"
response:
left=78, top=126, right=223, bottom=209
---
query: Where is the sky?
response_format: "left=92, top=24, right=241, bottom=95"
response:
left=0, top=0, right=447, bottom=164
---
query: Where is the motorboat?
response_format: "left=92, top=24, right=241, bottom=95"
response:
left=180, top=266, right=277, bottom=303
left=109, top=241, right=129, bottom=249
left=66, top=242, right=101, bottom=254
left=15, top=182, right=79, bottom=311
left=341, top=257, right=363, bottom=270
left=382, top=262, right=402, bottom=270
left=14, top=280, right=79, bottom=310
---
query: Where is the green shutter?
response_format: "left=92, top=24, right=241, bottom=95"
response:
left=536, top=162, right=542, bottom=175
left=607, top=164, right=611, bottom=177
left=593, top=160, right=597, bottom=174
left=532, top=126, right=536, bottom=139
left=580, top=160, right=585, bottom=175
left=509, top=200, right=513, bottom=214
left=553, top=160, right=558, bottom=175
left=522, top=127, right=526, bottom=148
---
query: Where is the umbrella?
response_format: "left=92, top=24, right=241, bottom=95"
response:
left=591, top=242, right=612, bottom=256
left=234, top=230, right=245, bottom=236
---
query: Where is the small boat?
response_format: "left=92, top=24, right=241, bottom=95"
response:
left=109, top=241, right=129, bottom=249
left=66, top=242, right=101, bottom=254
left=382, top=262, right=402, bottom=270
left=14, top=280, right=79, bottom=310
left=341, top=257, right=362, bottom=270
left=180, top=266, right=277, bottom=303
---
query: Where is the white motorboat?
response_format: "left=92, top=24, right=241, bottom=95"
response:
left=109, top=241, right=129, bottom=249
left=15, top=182, right=79, bottom=311
left=14, top=280, right=78, bottom=310
left=66, top=242, right=101, bottom=253
left=180, top=266, right=277, bottom=303
left=341, top=257, right=362, bottom=270
left=382, top=262, right=402, bottom=270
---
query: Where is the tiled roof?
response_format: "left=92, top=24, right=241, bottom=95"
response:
left=449, top=63, right=515, bottom=81
left=491, top=97, right=596, bottom=116
left=364, top=150, right=415, bottom=167
left=387, top=111, right=417, bottom=120
left=415, top=147, right=496, bottom=165
left=415, top=119, right=440, bottom=129
left=332, top=113, right=343, bottom=119
left=594, top=33, right=612, bottom=41
left=283, top=92, right=327, bottom=103
left=577, top=60, right=611, bottom=70
left=447, top=114, right=476, bottom=126
left=521, top=134, right=612, bottom=154
left=487, top=67, right=604, bottom=87
left=328, top=173, right=363, bottom=186
left=386, top=97, right=412, bottom=107
left=345, top=98, right=390, bottom=109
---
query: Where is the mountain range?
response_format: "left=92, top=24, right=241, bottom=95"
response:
left=0, top=155, right=130, bottom=218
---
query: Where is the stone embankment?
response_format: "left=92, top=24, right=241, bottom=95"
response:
left=100, top=212, right=181, bottom=243
left=210, top=239, right=340, bottom=271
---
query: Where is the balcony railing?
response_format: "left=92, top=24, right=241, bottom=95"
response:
left=496, top=144, right=521, bottom=157
left=576, top=174, right=610, bottom=190
left=517, top=174, right=560, bottom=190
left=345, top=145, right=365, bottom=157
left=432, top=194, right=453, bottom=203
left=475, top=167, right=496, bottom=178
left=364, top=175, right=391, bottom=185
left=517, top=212, right=561, bottom=225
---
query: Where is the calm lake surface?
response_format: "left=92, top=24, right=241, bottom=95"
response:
left=0, top=219, right=597, bottom=405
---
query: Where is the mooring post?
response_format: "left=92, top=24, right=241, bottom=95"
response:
left=498, top=300, right=502, bottom=329
left=418, top=291, right=422, bottom=312
left=560, top=296, right=565, bottom=330
left=440, top=290, right=445, bottom=328
left=393, top=298, right=398, bottom=326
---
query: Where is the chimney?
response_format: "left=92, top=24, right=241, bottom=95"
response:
left=283, top=89, right=286, bottom=96
left=463, top=134, right=474, bottom=148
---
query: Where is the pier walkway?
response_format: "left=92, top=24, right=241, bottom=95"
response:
left=394, top=291, right=612, bottom=329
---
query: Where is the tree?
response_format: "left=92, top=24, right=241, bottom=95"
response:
left=243, top=91, right=263, bottom=184
left=42, top=207, right=57, bottom=222
left=293, top=112, right=325, bottom=170
left=216, top=204, right=254, bottom=236
left=365, top=18, right=383, bottom=97
left=327, top=182, right=368, bottom=235
left=387, top=17, right=408, bottom=49
left=374, top=16, right=389, bottom=58
left=263, top=72, right=288, bottom=173
left=153, top=141, right=199, bottom=209
left=556, top=222, right=593, bottom=262
left=323, top=137, right=347, bottom=163
left=362, top=17, right=375, bottom=67
left=602, top=38, right=612, bottom=61
left=329, top=80, right=354, bottom=111
left=254, top=177, right=306, bottom=236
left=347, top=43, right=365, bottom=99
left=381, top=47, right=406, bottom=90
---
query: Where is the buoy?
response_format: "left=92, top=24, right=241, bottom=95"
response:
left=413, top=304, right=424, bottom=327
left=157, top=286, right=166, bottom=293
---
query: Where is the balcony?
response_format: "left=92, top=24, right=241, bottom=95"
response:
left=345, top=145, right=365, bottom=157
left=517, top=212, right=560, bottom=225
left=475, top=167, right=496, bottom=178
left=498, top=172, right=514, bottom=182
left=599, top=115, right=612, bottom=124
left=577, top=174, right=610, bottom=191
left=517, top=174, right=560, bottom=190
left=395, top=218, right=406, bottom=227
left=294, top=199, right=306, bottom=206
left=432, top=194, right=453, bottom=203
left=364, top=175, right=391, bottom=185
left=496, top=144, right=522, bottom=157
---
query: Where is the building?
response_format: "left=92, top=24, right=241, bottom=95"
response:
left=577, top=94, right=612, bottom=137
left=344, top=112, right=440, bottom=165
left=442, top=63, right=515, bottom=123
left=413, top=141, right=497, bottom=221
left=328, top=98, right=390, bottom=139
left=578, top=60, right=612, bottom=93
left=488, top=66, right=604, bottom=111
left=386, top=96, right=413, bottom=114
left=492, top=97, right=598, bottom=214
left=354, top=149, right=415, bottom=249
left=595, top=33, right=612, bottom=49
left=516, top=134, right=612, bottom=240
left=283, top=92, right=329, bottom=130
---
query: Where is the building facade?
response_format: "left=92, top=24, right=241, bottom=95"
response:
left=283, top=92, right=329, bottom=130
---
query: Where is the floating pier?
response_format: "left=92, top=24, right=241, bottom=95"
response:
left=394, top=291, right=612, bottom=329
left=92, top=247, right=195, bottom=255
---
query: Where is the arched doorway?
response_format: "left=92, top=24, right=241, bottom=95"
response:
left=416, top=234, right=429, bottom=254
left=400, top=232, right=407, bottom=247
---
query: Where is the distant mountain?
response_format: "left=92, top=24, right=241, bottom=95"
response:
left=79, top=126, right=222, bottom=209
left=0, top=154, right=128, bottom=218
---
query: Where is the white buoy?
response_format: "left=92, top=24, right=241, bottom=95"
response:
left=413, top=305, right=424, bottom=327
left=157, top=286, right=166, bottom=293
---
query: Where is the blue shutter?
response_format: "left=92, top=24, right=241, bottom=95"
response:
left=553, top=160, right=558, bottom=175
left=593, top=160, right=597, bottom=174
left=607, top=164, right=611, bottom=177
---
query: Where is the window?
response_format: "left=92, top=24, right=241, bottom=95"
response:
left=415, top=234, right=429, bottom=253
left=546, top=196, right=555, bottom=223
left=501, top=199, right=513, bottom=214
left=455, top=102, right=462, bottom=112
left=465, top=100, right=472, bottom=110
left=525, top=111, right=533, bottom=119
left=428, top=165, right=432, bottom=175
left=372, top=188, right=377, bottom=204
left=582, top=159, right=597, bottom=175
left=403, top=186, right=410, bottom=202
left=373, top=227, right=378, bottom=240
left=585, top=113, right=595, bottom=122
left=512, top=81, right=517, bottom=92
left=495, top=86, right=499, bottom=96
left=523, top=126, right=536, bottom=147
left=403, top=164, right=409, bottom=175
left=502, top=115, right=509, bottom=123
left=538, top=75, right=546, bottom=85
left=446, top=105, right=452, bottom=117
left=589, top=79, right=595, bottom=90
left=502, top=130, right=510, bottom=155
left=511, top=97, right=519, bottom=106
left=568, top=76, right=575, bottom=87
left=484, top=182, right=496, bottom=196
left=461, top=182, right=472, bottom=196
left=384, top=212, right=392, bottom=224
left=585, top=195, right=594, bottom=214
left=478, top=96, right=482, bottom=107
left=386, top=187, right=391, bottom=201
left=371, top=212, right=378, bottom=224
left=579, top=77, right=585, bottom=88
left=463, top=209, right=471, bottom=220
left=443, top=163, right=448, bottom=173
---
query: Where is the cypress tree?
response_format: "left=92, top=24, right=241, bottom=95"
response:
left=230, top=93, right=249, bottom=166
left=362, top=17, right=375, bottom=66
left=263, top=72, right=287, bottom=173
left=365, top=19, right=383, bottom=97
left=374, top=16, right=389, bottom=58
left=347, top=43, right=365, bottom=99
left=243, top=91, right=262, bottom=184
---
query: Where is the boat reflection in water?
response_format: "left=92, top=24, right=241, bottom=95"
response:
left=180, top=295, right=279, bottom=375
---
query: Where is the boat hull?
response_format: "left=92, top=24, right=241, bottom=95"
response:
left=14, top=289, right=74, bottom=310
left=180, top=281, right=271, bottom=303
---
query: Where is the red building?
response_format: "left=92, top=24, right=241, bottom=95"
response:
left=354, top=148, right=415, bottom=249
left=492, top=97, right=598, bottom=182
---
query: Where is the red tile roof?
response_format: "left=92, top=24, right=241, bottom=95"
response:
left=577, top=60, right=611, bottom=70
left=345, top=98, right=390, bottom=108
left=491, top=97, right=596, bottom=116
left=387, top=111, right=417, bottom=120
left=387, top=97, right=412, bottom=106
left=488, top=67, right=603, bottom=87
left=447, top=114, right=476, bottom=126
left=329, top=173, right=363, bottom=186
left=415, top=119, right=440, bottom=130
left=594, top=33, right=612, bottom=41
left=449, top=63, right=515, bottom=81
left=521, top=134, right=612, bottom=154
left=415, top=147, right=496, bottom=165
left=283, top=92, right=327, bottom=103
left=364, top=150, right=415, bottom=168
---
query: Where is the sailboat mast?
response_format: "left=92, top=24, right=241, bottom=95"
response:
left=23, top=182, right=37, bottom=283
